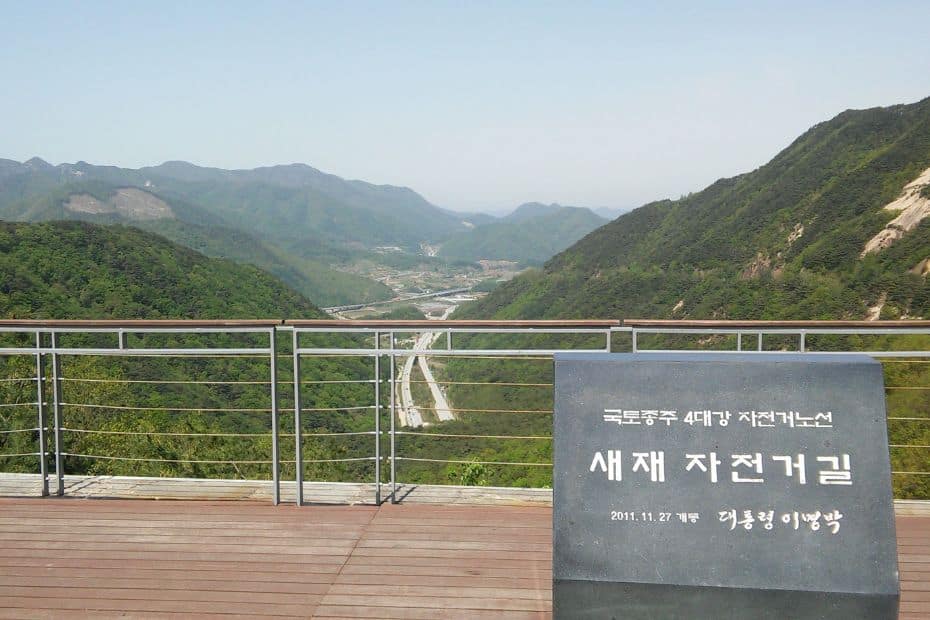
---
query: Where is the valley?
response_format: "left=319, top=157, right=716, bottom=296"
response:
left=3, top=97, right=930, bottom=497
left=0, top=159, right=598, bottom=310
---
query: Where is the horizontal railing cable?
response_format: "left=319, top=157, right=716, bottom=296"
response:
left=396, top=431, right=552, bottom=440
left=0, top=428, right=40, bottom=435
left=61, top=453, right=285, bottom=465
left=61, top=428, right=374, bottom=438
left=60, top=402, right=272, bottom=413
left=408, top=354, right=553, bottom=360
left=402, top=380, right=553, bottom=387
left=60, top=377, right=271, bottom=385
left=302, top=456, right=376, bottom=463
left=300, top=405, right=375, bottom=412
left=396, top=456, right=552, bottom=467
left=302, top=379, right=377, bottom=385
left=62, top=428, right=276, bottom=438
left=413, top=406, right=553, bottom=414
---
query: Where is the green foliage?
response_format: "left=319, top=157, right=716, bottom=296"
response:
left=0, top=160, right=469, bottom=250
left=0, top=221, right=319, bottom=319
left=0, top=160, right=456, bottom=306
left=138, top=220, right=393, bottom=307
left=447, top=459, right=489, bottom=486
left=452, top=98, right=930, bottom=497
left=378, top=305, right=427, bottom=320
left=471, top=278, right=502, bottom=292
left=0, top=221, right=379, bottom=483
left=462, top=97, right=930, bottom=323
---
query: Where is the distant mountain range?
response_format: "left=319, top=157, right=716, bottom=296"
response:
left=460, top=96, right=930, bottom=321
left=0, top=159, right=468, bottom=305
left=0, top=158, right=472, bottom=246
left=0, top=157, right=622, bottom=301
left=438, top=202, right=606, bottom=265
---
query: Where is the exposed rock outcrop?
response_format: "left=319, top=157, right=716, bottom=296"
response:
left=862, top=166, right=930, bottom=255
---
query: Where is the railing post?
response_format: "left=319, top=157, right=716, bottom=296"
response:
left=736, top=331, right=742, bottom=352
left=50, top=332, right=64, bottom=496
left=389, top=331, right=397, bottom=503
left=34, top=331, right=48, bottom=497
left=374, top=330, right=381, bottom=505
left=269, top=328, right=280, bottom=506
left=800, top=331, right=806, bottom=353
left=632, top=329, right=638, bottom=353
left=757, top=332, right=763, bottom=352
left=292, top=329, right=303, bottom=506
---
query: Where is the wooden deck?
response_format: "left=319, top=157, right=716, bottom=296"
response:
left=0, top=497, right=925, bottom=619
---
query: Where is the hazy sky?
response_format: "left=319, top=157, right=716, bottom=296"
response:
left=3, top=2, right=930, bottom=213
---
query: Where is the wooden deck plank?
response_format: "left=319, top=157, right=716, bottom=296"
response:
left=0, top=497, right=925, bottom=618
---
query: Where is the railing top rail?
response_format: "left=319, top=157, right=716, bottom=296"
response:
left=5, top=317, right=930, bottom=329
left=623, top=319, right=930, bottom=329
left=285, top=319, right=620, bottom=328
left=0, top=319, right=282, bottom=328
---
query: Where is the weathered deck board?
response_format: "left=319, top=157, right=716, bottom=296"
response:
left=0, top=497, right=925, bottom=618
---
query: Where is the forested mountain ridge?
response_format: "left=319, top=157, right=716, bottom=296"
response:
left=460, top=96, right=930, bottom=320
left=0, top=168, right=394, bottom=306
left=0, top=220, right=323, bottom=319
left=0, top=159, right=469, bottom=249
left=0, top=220, right=383, bottom=482
left=504, top=202, right=569, bottom=221
left=438, top=204, right=606, bottom=265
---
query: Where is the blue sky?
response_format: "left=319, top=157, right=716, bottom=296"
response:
left=3, top=1, right=930, bottom=213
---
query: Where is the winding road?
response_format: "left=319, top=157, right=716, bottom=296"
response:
left=398, top=305, right=455, bottom=427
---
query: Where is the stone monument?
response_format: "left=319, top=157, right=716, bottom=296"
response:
left=553, top=352, right=899, bottom=619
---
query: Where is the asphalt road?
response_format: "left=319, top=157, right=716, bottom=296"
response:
left=398, top=305, right=455, bottom=426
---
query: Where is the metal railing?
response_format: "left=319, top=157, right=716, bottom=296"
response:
left=0, top=320, right=282, bottom=499
left=288, top=319, right=614, bottom=504
left=1, top=318, right=929, bottom=503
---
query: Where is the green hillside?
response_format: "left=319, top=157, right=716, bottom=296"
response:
left=0, top=159, right=469, bottom=250
left=438, top=204, right=606, bottom=265
left=450, top=96, right=930, bottom=498
left=0, top=221, right=380, bottom=483
left=0, top=176, right=393, bottom=306
left=0, top=220, right=320, bottom=319
left=142, top=161, right=469, bottom=248
left=462, top=97, right=930, bottom=321
left=137, top=219, right=393, bottom=308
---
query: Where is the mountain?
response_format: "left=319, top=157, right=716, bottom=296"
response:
left=0, top=220, right=377, bottom=484
left=460, top=96, right=930, bottom=320
left=438, top=204, right=606, bottom=265
left=0, top=220, right=323, bottom=319
left=0, top=164, right=395, bottom=306
left=136, top=219, right=394, bottom=308
left=4, top=158, right=468, bottom=248
left=504, top=202, right=567, bottom=221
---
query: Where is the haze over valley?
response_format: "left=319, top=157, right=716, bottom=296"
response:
left=0, top=157, right=613, bottom=314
